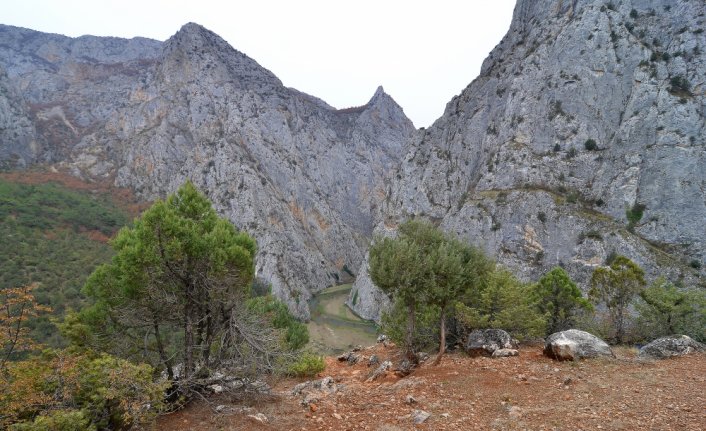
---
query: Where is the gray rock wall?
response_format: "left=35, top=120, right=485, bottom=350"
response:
left=351, top=0, right=705, bottom=321
left=0, top=23, right=415, bottom=319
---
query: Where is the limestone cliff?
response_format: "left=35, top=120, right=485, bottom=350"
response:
left=351, top=0, right=706, bottom=321
left=0, top=23, right=415, bottom=318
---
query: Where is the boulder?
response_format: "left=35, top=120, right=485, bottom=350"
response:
left=638, top=335, right=706, bottom=359
left=465, top=329, right=516, bottom=357
left=544, top=329, right=614, bottom=361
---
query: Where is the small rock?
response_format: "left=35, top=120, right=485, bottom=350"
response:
left=377, top=334, right=388, bottom=343
left=508, top=406, right=522, bottom=419
left=367, top=360, right=392, bottom=382
left=563, top=377, right=573, bottom=386
left=215, top=405, right=227, bottom=413
left=405, top=395, right=417, bottom=404
left=492, top=348, right=519, bottom=358
left=368, top=354, right=380, bottom=367
left=417, top=351, right=430, bottom=362
left=333, top=412, right=342, bottom=420
left=207, top=384, right=224, bottom=394
left=412, top=409, right=431, bottom=424
left=247, top=413, right=268, bottom=424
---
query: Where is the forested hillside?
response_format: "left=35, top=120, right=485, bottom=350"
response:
left=0, top=177, right=130, bottom=345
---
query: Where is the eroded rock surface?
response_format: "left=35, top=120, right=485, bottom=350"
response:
left=638, top=335, right=706, bottom=359
left=351, top=0, right=706, bottom=321
left=0, top=23, right=414, bottom=318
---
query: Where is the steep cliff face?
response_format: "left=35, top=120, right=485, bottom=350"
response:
left=0, top=23, right=415, bottom=318
left=351, top=0, right=706, bottom=321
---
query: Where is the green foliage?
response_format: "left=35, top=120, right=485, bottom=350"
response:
left=0, top=180, right=128, bottom=235
left=287, top=353, right=325, bottom=377
left=1, top=349, right=166, bottom=430
left=532, top=267, right=593, bottom=335
left=669, top=76, right=691, bottom=95
left=10, top=410, right=94, bottom=431
left=78, top=181, right=257, bottom=380
left=245, top=295, right=309, bottom=350
left=369, top=220, right=494, bottom=358
left=590, top=256, right=646, bottom=343
left=0, top=179, right=129, bottom=347
left=625, top=202, right=645, bottom=228
left=584, top=139, right=598, bottom=151
left=380, top=298, right=440, bottom=353
left=635, top=279, right=706, bottom=342
left=458, top=269, right=546, bottom=340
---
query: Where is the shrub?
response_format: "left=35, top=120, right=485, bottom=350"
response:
left=636, top=279, right=706, bottom=342
left=669, top=76, right=691, bottom=95
left=566, top=147, right=577, bottom=159
left=287, top=353, right=325, bottom=377
left=584, top=139, right=598, bottom=151
left=1, top=350, right=166, bottom=430
left=626, top=202, right=646, bottom=227
left=246, top=295, right=309, bottom=350
left=381, top=298, right=440, bottom=353
left=689, top=260, right=702, bottom=269
left=10, top=410, right=94, bottom=431
left=630, top=9, right=638, bottom=18
left=457, top=269, right=546, bottom=340
left=537, top=212, right=547, bottom=223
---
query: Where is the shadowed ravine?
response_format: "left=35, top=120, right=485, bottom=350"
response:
left=306, top=283, right=377, bottom=354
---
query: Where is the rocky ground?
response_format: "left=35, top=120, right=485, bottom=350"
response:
left=157, top=343, right=705, bottom=430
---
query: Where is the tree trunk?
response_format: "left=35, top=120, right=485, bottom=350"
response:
left=154, top=321, right=174, bottom=380
left=406, top=301, right=417, bottom=362
left=434, top=305, right=446, bottom=365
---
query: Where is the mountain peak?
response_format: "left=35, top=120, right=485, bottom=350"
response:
left=161, top=22, right=282, bottom=89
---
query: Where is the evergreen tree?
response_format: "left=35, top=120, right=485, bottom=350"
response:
left=532, top=267, right=592, bottom=335
left=590, top=256, right=646, bottom=343
left=77, top=182, right=257, bottom=381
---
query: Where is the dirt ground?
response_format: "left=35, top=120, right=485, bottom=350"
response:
left=157, top=344, right=705, bottom=430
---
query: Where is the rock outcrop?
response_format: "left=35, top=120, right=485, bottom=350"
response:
left=638, top=335, right=705, bottom=359
left=544, top=329, right=614, bottom=361
left=351, top=0, right=706, bottom=321
left=0, top=23, right=415, bottom=318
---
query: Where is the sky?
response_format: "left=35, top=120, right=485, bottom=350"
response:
left=3, top=1, right=516, bottom=127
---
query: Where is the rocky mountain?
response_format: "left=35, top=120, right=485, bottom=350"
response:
left=0, top=23, right=415, bottom=318
left=351, top=0, right=706, bottom=321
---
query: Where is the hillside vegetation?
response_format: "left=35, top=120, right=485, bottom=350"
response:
left=0, top=178, right=130, bottom=345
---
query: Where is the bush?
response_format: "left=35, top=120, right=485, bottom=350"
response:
left=10, top=410, right=94, bottom=431
left=381, top=298, right=440, bottom=353
left=457, top=269, right=546, bottom=340
left=636, top=279, right=706, bottom=342
left=626, top=202, right=646, bottom=227
left=584, top=139, right=598, bottom=151
left=1, top=350, right=166, bottom=430
left=669, top=76, right=691, bottom=95
left=287, top=353, right=325, bottom=377
left=246, top=295, right=309, bottom=350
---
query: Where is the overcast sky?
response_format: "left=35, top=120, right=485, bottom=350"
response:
left=4, top=0, right=516, bottom=127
